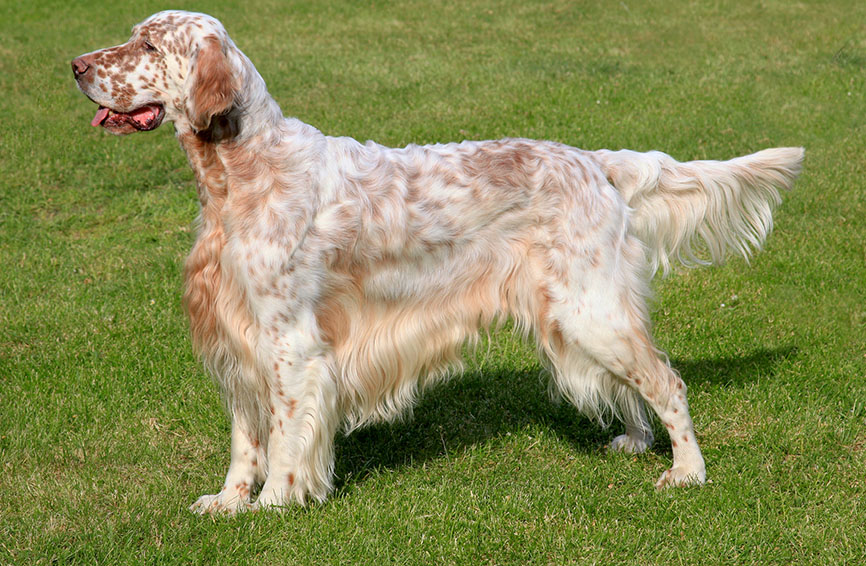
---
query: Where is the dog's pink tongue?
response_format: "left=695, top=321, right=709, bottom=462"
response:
left=91, top=107, right=110, bottom=127
left=130, top=105, right=157, bottom=126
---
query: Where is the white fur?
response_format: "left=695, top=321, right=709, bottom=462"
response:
left=73, top=11, right=804, bottom=514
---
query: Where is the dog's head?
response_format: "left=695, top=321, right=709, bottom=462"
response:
left=72, top=11, right=239, bottom=135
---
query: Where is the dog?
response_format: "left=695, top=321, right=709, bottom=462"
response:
left=72, top=11, right=803, bottom=514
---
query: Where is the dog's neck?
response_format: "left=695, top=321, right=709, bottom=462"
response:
left=176, top=129, right=229, bottom=209
left=174, top=106, right=324, bottom=213
left=174, top=54, right=289, bottom=208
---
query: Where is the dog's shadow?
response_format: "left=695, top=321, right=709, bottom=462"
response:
left=332, top=346, right=796, bottom=490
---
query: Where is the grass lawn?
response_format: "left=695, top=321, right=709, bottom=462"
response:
left=2, top=0, right=865, bottom=563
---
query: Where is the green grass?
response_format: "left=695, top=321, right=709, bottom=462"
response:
left=2, top=0, right=865, bottom=563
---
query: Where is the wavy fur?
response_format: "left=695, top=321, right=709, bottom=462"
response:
left=594, top=147, right=804, bottom=275
left=73, top=11, right=803, bottom=514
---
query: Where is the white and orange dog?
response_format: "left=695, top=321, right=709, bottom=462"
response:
left=73, top=11, right=803, bottom=513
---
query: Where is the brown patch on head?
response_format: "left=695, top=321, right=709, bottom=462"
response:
left=187, top=35, right=236, bottom=131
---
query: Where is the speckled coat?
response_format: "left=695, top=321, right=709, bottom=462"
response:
left=73, top=11, right=803, bottom=513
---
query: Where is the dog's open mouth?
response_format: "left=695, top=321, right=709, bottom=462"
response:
left=91, top=104, right=165, bottom=133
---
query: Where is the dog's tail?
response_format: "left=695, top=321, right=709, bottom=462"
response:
left=591, top=147, right=804, bottom=276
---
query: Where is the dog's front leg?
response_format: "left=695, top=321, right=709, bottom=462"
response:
left=190, top=408, right=265, bottom=515
left=253, top=326, right=339, bottom=510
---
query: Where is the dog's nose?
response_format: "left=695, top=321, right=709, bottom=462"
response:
left=72, top=56, right=90, bottom=77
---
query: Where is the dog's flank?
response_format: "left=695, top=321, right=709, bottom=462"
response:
left=73, top=10, right=803, bottom=514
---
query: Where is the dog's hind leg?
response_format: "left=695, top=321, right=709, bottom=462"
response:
left=542, top=335, right=655, bottom=454
left=541, top=233, right=705, bottom=488
left=608, top=392, right=654, bottom=454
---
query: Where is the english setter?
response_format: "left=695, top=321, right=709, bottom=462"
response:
left=73, top=11, right=803, bottom=514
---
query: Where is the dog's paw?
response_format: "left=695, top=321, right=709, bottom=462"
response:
left=189, top=491, right=251, bottom=515
left=609, top=432, right=653, bottom=454
left=654, top=465, right=706, bottom=489
left=250, top=489, right=290, bottom=513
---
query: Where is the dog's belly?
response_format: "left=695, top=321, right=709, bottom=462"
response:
left=317, top=236, right=546, bottom=429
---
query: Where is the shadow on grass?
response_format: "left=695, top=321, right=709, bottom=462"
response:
left=333, top=365, right=605, bottom=492
left=673, top=346, right=797, bottom=389
left=332, top=346, right=797, bottom=490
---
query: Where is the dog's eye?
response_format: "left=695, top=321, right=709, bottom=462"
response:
left=143, top=40, right=158, bottom=52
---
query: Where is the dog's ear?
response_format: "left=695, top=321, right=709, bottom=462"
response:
left=186, top=36, right=237, bottom=131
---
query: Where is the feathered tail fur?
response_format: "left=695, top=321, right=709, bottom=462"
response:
left=592, top=147, right=805, bottom=275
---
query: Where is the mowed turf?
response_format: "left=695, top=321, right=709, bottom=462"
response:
left=1, top=0, right=864, bottom=564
